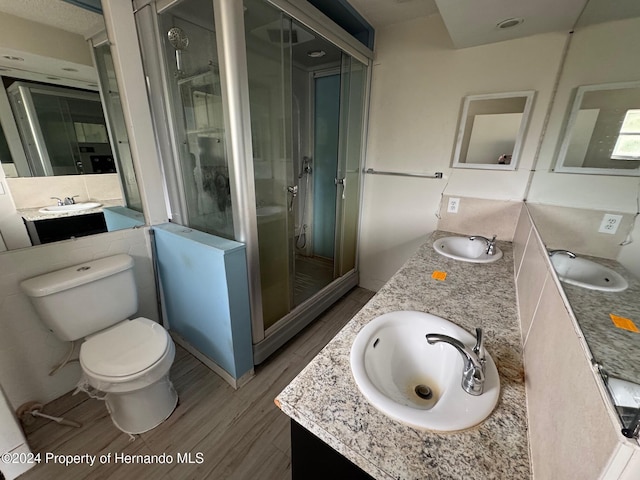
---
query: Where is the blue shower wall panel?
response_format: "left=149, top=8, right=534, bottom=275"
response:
left=153, top=223, right=253, bottom=379
left=313, top=74, right=340, bottom=259
left=103, top=206, right=145, bottom=232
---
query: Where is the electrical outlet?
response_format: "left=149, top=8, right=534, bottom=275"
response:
left=598, top=214, right=623, bottom=235
left=447, top=197, right=460, bottom=214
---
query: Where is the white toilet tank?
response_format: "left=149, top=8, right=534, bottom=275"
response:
left=21, top=254, right=138, bottom=342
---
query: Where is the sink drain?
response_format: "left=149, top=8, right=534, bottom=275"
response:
left=414, top=384, right=433, bottom=400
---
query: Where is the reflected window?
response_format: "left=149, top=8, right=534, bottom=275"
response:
left=612, top=109, right=640, bottom=160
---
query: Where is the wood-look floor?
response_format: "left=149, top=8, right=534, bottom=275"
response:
left=19, top=287, right=374, bottom=480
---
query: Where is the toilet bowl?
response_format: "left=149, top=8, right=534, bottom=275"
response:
left=20, top=254, right=178, bottom=435
left=78, top=317, right=178, bottom=434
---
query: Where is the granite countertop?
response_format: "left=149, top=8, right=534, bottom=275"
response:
left=559, top=256, right=640, bottom=384
left=18, top=199, right=124, bottom=221
left=276, top=231, right=530, bottom=479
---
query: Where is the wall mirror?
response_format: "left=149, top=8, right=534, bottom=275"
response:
left=526, top=0, right=640, bottom=436
left=555, top=82, right=640, bottom=176
left=0, top=0, right=144, bottom=252
left=452, top=91, right=534, bottom=170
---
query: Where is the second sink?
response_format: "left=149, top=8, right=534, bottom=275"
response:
left=550, top=254, right=628, bottom=292
left=433, top=236, right=503, bottom=263
left=39, top=202, right=102, bottom=214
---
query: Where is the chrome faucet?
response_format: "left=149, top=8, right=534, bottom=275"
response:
left=63, top=196, right=79, bottom=205
left=50, top=197, right=64, bottom=206
left=469, top=235, right=497, bottom=255
left=426, top=328, right=486, bottom=396
left=549, top=249, right=576, bottom=258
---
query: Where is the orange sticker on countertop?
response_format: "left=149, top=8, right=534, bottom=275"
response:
left=432, top=271, right=447, bottom=281
left=610, top=314, right=639, bottom=333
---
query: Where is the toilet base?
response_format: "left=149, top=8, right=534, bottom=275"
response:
left=104, top=376, right=178, bottom=434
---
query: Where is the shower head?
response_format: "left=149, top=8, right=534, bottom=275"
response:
left=168, top=27, right=189, bottom=50
left=167, top=27, right=189, bottom=73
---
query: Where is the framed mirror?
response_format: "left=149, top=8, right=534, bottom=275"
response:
left=555, top=82, right=640, bottom=176
left=0, top=1, right=144, bottom=251
left=452, top=91, right=535, bottom=170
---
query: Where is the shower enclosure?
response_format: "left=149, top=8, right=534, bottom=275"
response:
left=135, top=0, right=371, bottom=362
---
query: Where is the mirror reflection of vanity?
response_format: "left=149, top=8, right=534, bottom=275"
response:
left=0, top=1, right=144, bottom=252
left=526, top=0, right=640, bottom=434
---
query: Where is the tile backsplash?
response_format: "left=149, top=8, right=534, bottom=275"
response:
left=6, top=174, right=123, bottom=209
left=437, top=196, right=522, bottom=242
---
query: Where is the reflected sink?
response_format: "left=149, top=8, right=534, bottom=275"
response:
left=350, top=311, right=500, bottom=432
left=433, top=236, right=503, bottom=263
left=551, top=255, right=628, bottom=292
left=39, top=202, right=102, bottom=214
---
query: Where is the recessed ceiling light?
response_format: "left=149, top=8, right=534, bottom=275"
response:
left=3, top=55, right=24, bottom=61
left=307, top=50, right=326, bottom=58
left=497, top=17, right=524, bottom=29
left=62, top=67, right=78, bottom=72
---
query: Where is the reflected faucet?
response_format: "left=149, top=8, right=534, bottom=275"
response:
left=549, top=249, right=577, bottom=258
left=426, top=328, right=486, bottom=396
left=469, top=235, right=497, bottom=255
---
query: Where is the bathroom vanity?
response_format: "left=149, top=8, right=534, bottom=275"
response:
left=276, top=231, right=529, bottom=479
left=18, top=201, right=126, bottom=245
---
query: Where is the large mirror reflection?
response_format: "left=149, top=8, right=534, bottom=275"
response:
left=0, top=0, right=143, bottom=252
left=526, top=0, right=640, bottom=433
left=555, top=82, right=640, bottom=175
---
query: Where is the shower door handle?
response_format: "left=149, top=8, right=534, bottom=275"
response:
left=335, top=177, right=346, bottom=199
left=287, top=185, right=298, bottom=212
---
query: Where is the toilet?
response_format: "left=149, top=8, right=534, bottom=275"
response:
left=20, top=254, right=177, bottom=434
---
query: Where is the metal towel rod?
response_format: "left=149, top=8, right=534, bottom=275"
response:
left=364, top=168, right=443, bottom=179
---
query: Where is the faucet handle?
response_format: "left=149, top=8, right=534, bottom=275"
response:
left=64, top=195, right=80, bottom=205
left=50, top=196, right=63, bottom=206
left=473, top=328, right=485, bottom=363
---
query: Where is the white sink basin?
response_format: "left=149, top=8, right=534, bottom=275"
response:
left=350, top=311, right=500, bottom=432
left=433, top=236, right=503, bottom=263
left=551, top=255, right=628, bottom=292
left=39, top=202, right=102, bottom=214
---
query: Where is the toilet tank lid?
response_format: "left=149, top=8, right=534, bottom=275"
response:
left=21, top=254, right=135, bottom=298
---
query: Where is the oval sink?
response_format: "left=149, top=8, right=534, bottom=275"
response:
left=551, top=255, right=628, bottom=292
left=350, top=311, right=500, bottom=432
left=39, top=202, right=102, bottom=214
left=433, top=236, right=503, bottom=263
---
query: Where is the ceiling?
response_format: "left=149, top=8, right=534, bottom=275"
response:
left=0, top=0, right=103, bottom=37
left=0, top=0, right=638, bottom=54
left=348, top=0, right=640, bottom=49
left=0, top=0, right=101, bottom=88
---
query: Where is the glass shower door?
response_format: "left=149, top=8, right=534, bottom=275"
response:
left=244, top=3, right=295, bottom=329
left=158, top=0, right=234, bottom=239
left=335, top=55, right=367, bottom=276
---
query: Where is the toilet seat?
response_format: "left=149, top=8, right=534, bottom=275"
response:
left=80, top=317, right=170, bottom=382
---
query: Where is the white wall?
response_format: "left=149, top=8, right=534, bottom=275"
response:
left=0, top=227, right=158, bottom=409
left=358, top=14, right=566, bottom=290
